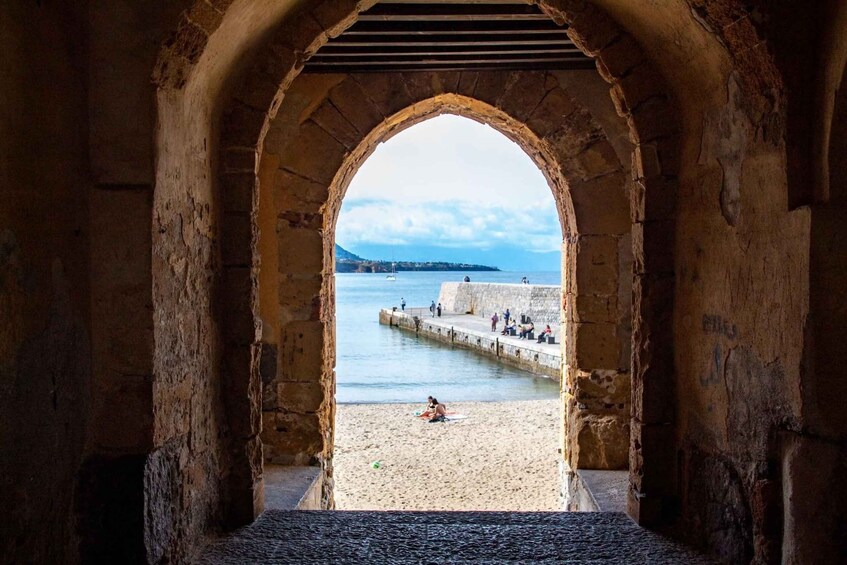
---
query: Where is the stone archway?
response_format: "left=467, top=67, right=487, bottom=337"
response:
left=258, top=76, right=634, bottom=508
left=207, top=0, right=681, bottom=531
left=150, top=0, right=682, bottom=558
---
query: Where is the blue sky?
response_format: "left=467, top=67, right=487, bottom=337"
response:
left=335, top=115, right=563, bottom=271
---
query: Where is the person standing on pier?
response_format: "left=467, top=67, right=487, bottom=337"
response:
left=504, top=308, right=510, bottom=325
left=400, top=297, right=406, bottom=311
left=437, top=303, right=442, bottom=317
left=491, top=311, right=499, bottom=331
left=430, top=301, right=436, bottom=317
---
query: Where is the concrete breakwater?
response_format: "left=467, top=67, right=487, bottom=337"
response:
left=438, top=282, right=561, bottom=325
left=379, top=309, right=562, bottom=380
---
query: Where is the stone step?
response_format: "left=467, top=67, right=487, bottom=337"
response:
left=198, top=511, right=714, bottom=564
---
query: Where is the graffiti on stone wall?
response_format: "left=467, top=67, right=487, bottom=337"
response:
left=700, top=341, right=723, bottom=388
left=702, top=314, right=738, bottom=340
left=699, top=314, right=737, bottom=388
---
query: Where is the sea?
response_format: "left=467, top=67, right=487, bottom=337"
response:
left=335, top=270, right=562, bottom=404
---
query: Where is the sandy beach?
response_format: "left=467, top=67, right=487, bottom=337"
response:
left=333, top=399, right=562, bottom=511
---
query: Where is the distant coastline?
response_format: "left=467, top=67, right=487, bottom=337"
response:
left=335, top=244, right=499, bottom=272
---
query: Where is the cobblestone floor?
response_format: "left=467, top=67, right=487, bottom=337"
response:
left=197, top=511, right=714, bottom=564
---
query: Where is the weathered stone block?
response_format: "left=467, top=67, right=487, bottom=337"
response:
left=277, top=221, right=325, bottom=274
left=328, top=78, right=384, bottom=136
left=611, top=64, right=666, bottom=115
left=567, top=234, right=619, bottom=295
left=473, top=71, right=516, bottom=107
left=402, top=71, right=460, bottom=100
left=571, top=321, right=620, bottom=370
left=312, top=0, right=375, bottom=38
left=567, top=293, right=617, bottom=323
left=563, top=140, right=621, bottom=182
left=565, top=7, right=621, bottom=55
left=566, top=397, right=629, bottom=469
left=311, top=100, right=361, bottom=150
left=572, top=369, right=630, bottom=412
left=277, top=120, right=347, bottom=185
left=262, top=411, right=325, bottom=465
left=456, top=71, right=479, bottom=97
left=355, top=73, right=414, bottom=118
left=547, top=108, right=602, bottom=160
left=596, top=34, right=645, bottom=82
left=279, top=321, right=326, bottom=383
left=275, top=170, right=328, bottom=214
left=275, top=381, right=329, bottom=413
left=569, top=173, right=629, bottom=235
left=187, top=2, right=223, bottom=35
left=526, top=87, right=577, bottom=138
left=272, top=10, right=326, bottom=57
left=223, top=102, right=268, bottom=149
left=278, top=274, right=323, bottom=324
left=498, top=71, right=551, bottom=122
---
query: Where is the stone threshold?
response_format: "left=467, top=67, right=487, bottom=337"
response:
left=264, top=465, right=323, bottom=511
left=564, top=466, right=629, bottom=513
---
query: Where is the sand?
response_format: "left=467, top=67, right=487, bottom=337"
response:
left=333, top=399, right=562, bottom=511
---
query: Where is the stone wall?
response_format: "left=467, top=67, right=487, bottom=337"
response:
left=0, top=3, right=93, bottom=562
left=438, top=282, right=562, bottom=326
left=0, top=1, right=844, bottom=563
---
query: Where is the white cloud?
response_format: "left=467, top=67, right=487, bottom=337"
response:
left=337, top=114, right=562, bottom=253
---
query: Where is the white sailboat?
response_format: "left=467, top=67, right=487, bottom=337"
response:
left=386, top=261, right=396, bottom=281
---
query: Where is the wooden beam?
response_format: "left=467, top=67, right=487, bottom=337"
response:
left=358, top=3, right=549, bottom=21
left=332, top=34, right=577, bottom=47
left=302, top=61, right=597, bottom=73
left=307, top=55, right=593, bottom=66
left=317, top=44, right=582, bottom=57
left=343, top=20, right=568, bottom=35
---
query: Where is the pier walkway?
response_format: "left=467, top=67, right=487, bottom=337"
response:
left=379, top=308, right=563, bottom=379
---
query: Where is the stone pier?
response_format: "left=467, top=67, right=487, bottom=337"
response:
left=379, top=308, right=562, bottom=380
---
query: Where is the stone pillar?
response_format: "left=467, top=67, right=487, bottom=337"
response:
left=262, top=209, right=332, bottom=471
left=563, top=234, right=630, bottom=470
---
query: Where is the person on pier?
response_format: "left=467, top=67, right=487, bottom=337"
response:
left=537, top=324, right=552, bottom=343
left=519, top=321, right=535, bottom=339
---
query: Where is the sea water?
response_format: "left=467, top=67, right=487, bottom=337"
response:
left=335, top=271, right=561, bottom=404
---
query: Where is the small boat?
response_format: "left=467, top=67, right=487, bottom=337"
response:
left=386, top=262, right=396, bottom=281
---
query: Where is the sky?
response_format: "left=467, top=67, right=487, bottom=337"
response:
left=335, top=114, right=563, bottom=272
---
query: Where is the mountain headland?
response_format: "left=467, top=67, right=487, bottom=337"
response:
left=335, top=244, right=499, bottom=273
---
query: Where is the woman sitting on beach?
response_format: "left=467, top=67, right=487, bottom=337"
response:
left=428, top=397, right=448, bottom=423
left=418, top=396, right=436, bottom=418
